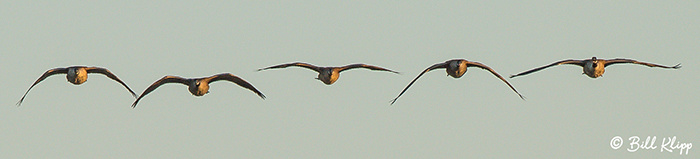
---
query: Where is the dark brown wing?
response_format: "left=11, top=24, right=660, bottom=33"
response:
left=390, top=62, right=448, bottom=105
left=205, top=73, right=266, bottom=99
left=17, top=67, right=69, bottom=106
left=85, top=67, right=138, bottom=98
left=603, top=58, right=681, bottom=69
left=467, top=61, right=525, bottom=100
left=336, top=64, right=400, bottom=74
left=131, top=76, right=189, bottom=108
left=257, top=62, right=321, bottom=73
left=509, top=59, right=586, bottom=78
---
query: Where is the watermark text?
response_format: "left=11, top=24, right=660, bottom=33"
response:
left=610, top=136, right=692, bottom=155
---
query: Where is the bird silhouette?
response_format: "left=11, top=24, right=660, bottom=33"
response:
left=390, top=59, right=524, bottom=105
left=131, top=73, right=265, bottom=108
left=257, top=62, right=399, bottom=85
left=17, top=66, right=137, bottom=106
left=510, top=57, right=681, bottom=78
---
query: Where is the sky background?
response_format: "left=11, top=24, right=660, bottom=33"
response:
left=1, top=1, right=698, bottom=158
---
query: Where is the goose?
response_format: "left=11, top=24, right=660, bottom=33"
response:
left=17, top=66, right=138, bottom=106
left=257, top=62, right=399, bottom=85
left=390, top=59, right=524, bottom=105
left=509, top=57, right=681, bottom=78
left=131, top=73, right=265, bottom=108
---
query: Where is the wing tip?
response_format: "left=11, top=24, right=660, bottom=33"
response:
left=16, top=96, right=27, bottom=107
left=673, top=63, right=682, bottom=69
left=131, top=100, right=139, bottom=108
left=389, top=98, right=398, bottom=105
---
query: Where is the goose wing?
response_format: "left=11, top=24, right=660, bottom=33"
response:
left=467, top=61, right=525, bottom=100
left=17, top=67, right=69, bottom=106
left=390, top=62, right=447, bottom=105
left=205, top=73, right=266, bottom=99
left=604, top=58, right=681, bottom=69
left=510, top=59, right=585, bottom=78
left=85, top=67, right=138, bottom=98
left=336, top=64, right=400, bottom=74
left=257, top=62, right=321, bottom=73
left=131, top=76, right=189, bottom=108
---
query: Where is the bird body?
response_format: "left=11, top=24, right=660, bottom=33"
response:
left=316, top=67, right=341, bottom=85
left=189, top=79, right=209, bottom=96
left=446, top=59, right=468, bottom=78
left=583, top=58, right=606, bottom=78
left=66, top=67, right=88, bottom=84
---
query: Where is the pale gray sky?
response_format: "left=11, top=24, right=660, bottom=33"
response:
left=1, top=1, right=698, bottom=158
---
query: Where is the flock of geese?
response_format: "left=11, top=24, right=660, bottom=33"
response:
left=16, top=57, right=681, bottom=107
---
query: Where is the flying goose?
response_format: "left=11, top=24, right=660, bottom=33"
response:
left=131, top=73, right=265, bottom=108
left=17, top=66, right=138, bottom=106
left=257, top=62, right=399, bottom=85
left=390, top=59, right=524, bottom=105
left=509, top=57, right=681, bottom=78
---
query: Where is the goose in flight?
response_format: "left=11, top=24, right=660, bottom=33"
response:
left=257, top=62, right=399, bottom=85
left=509, top=57, right=681, bottom=78
left=390, top=59, right=524, bottom=105
left=17, top=66, right=138, bottom=106
left=131, top=73, right=265, bottom=108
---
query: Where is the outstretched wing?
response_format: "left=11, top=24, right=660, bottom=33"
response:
left=604, top=58, right=681, bottom=69
left=17, top=67, right=69, bottom=106
left=336, top=64, right=400, bottom=74
left=509, top=59, right=585, bottom=78
left=206, top=73, right=266, bottom=99
left=132, top=76, right=189, bottom=108
left=467, top=61, right=525, bottom=100
left=257, top=62, right=321, bottom=73
left=390, top=62, right=448, bottom=105
left=85, top=67, right=138, bottom=98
